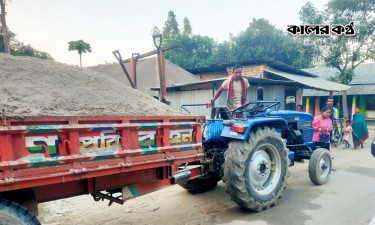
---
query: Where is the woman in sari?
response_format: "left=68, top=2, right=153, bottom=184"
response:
left=352, top=106, right=369, bottom=149
left=313, top=106, right=333, bottom=156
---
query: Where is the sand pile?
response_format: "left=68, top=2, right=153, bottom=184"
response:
left=0, top=54, right=185, bottom=118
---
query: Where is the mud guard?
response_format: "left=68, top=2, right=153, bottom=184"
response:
left=220, top=117, right=289, bottom=141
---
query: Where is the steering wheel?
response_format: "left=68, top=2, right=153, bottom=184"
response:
left=232, top=102, right=264, bottom=116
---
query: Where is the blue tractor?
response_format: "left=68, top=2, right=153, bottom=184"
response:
left=180, top=100, right=332, bottom=211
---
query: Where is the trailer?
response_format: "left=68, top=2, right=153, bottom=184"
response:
left=0, top=115, right=204, bottom=224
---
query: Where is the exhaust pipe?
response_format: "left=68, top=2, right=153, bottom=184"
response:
left=257, top=72, right=263, bottom=101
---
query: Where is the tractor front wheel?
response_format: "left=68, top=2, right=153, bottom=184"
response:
left=223, top=127, right=288, bottom=211
left=308, top=148, right=332, bottom=185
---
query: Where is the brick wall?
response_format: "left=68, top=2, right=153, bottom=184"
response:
left=226, top=65, right=272, bottom=78
left=195, top=71, right=228, bottom=81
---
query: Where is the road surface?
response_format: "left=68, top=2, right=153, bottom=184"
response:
left=38, top=132, right=375, bottom=225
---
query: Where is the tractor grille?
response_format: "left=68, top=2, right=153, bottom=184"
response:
left=303, top=128, right=314, bottom=142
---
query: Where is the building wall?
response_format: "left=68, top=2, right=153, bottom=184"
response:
left=195, top=71, right=228, bottom=81
left=167, top=89, right=213, bottom=116
left=227, top=65, right=272, bottom=78
left=303, top=95, right=375, bottom=122
left=166, top=85, right=286, bottom=117
left=195, top=65, right=273, bottom=81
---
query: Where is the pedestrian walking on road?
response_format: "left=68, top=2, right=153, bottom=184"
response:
left=343, top=120, right=352, bottom=149
left=352, top=106, right=369, bottom=149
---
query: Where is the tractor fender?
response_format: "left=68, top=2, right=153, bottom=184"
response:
left=220, top=117, right=289, bottom=141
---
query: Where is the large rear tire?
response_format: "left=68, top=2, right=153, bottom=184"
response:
left=308, top=148, right=332, bottom=185
left=222, top=127, right=288, bottom=211
left=0, top=199, right=40, bottom=225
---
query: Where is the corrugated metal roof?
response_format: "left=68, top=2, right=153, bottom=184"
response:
left=187, top=58, right=318, bottom=77
left=264, top=69, right=350, bottom=91
left=151, top=76, right=301, bottom=91
left=302, top=63, right=375, bottom=85
left=88, top=56, right=201, bottom=96
left=304, top=84, right=375, bottom=96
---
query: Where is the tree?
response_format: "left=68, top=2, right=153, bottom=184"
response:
left=154, top=12, right=314, bottom=69
left=299, top=0, right=375, bottom=117
left=0, top=0, right=10, bottom=54
left=162, top=10, right=180, bottom=46
left=182, top=17, right=192, bottom=37
left=167, top=34, right=215, bottom=69
left=153, top=11, right=214, bottom=69
left=68, top=40, right=92, bottom=67
left=226, top=18, right=315, bottom=68
left=212, top=40, right=234, bottom=64
left=0, top=0, right=52, bottom=60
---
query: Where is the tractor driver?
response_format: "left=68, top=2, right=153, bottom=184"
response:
left=206, top=64, right=250, bottom=110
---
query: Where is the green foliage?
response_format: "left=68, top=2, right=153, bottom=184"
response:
left=212, top=40, right=234, bottom=64
left=223, top=18, right=314, bottom=68
left=154, top=12, right=314, bottom=69
left=68, top=40, right=92, bottom=67
left=68, top=40, right=92, bottom=55
left=165, top=34, right=215, bottom=69
left=154, top=10, right=214, bottom=69
left=299, top=0, right=375, bottom=84
left=182, top=18, right=192, bottom=37
left=162, top=10, right=180, bottom=46
left=0, top=27, right=53, bottom=60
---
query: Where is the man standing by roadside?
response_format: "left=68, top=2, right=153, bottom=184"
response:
left=323, top=97, right=338, bottom=165
left=206, top=64, right=250, bottom=110
left=325, top=96, right=338, bottom=123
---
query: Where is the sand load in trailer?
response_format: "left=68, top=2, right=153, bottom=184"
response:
left=0, top=53, right=183, bottom=118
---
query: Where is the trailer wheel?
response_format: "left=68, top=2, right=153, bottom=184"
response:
left=179, top=174, right=219, bottom=193
left=0, top=199, right=40, bottom=225
left=308, top=148, right=332, bottom=185
left=223, top=127, right=288, bottom=211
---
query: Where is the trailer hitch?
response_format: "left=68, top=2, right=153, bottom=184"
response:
left=91, top=191, right=124, bottom=206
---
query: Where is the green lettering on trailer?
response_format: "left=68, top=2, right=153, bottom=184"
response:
left=138, top=123, right=159, bottom=130
left=141, top=148, right=159, bottom=155
left=26, top=142, right=58, bottom=155
left=30, top=161, right=61, bottom=167
left=28, top=129, right=60, bottom=133
left=139, top=126, right=158, bottom=129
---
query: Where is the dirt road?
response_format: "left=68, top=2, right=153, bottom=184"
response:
left=38, top=132, right=375, bottom=225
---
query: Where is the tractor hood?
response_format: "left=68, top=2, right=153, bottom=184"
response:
left=267, top=110, right=313, bottom=122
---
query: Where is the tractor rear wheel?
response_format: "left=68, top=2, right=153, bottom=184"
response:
left=222, top=127, right=288, bottom=211
left=0, top=199, right=40, bottom=225
left=308, top=148, right=332, bottom=185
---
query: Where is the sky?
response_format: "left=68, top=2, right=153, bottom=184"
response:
left=6, top=0, right=327, bottom=67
